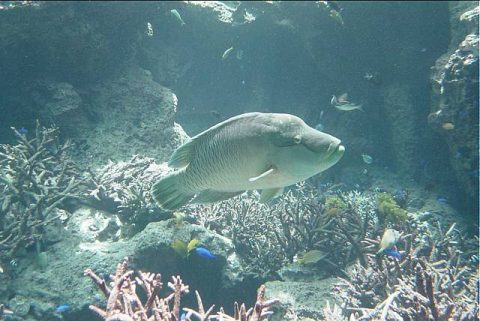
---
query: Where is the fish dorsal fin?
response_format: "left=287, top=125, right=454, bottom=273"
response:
left=338, top=93, right=348, bottom=102
left=249, top=167, right=276, bottom=182
left=259, top=187, right=284, bottom=203
left=168, top=139, right=196, bottom=168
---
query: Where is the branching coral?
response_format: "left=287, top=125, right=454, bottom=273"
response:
left=0, top=121, right=87, bottom=261
left=187, top=183, right=381, bottom=277
left=85, top=258, right=279, bottom=321
left=88, top=155, right=171, bottom=236
left=184, top=191, right=285, bottom=276
left=327, top=220, right=479, bottom=321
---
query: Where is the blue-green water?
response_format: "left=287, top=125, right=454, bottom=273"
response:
left=0, top=2, right=478, bottom=321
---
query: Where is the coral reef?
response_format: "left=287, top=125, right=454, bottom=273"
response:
left=184, top=191, right=285, bottom=277
left=88, top=155, right=172, bottom=237
left=187, top=183, right=381, bottom=277
left=85, top=257, right=279, bottom=321
left=0, top=121, right=87, bottom=262
left=325, top=219, right=479, bottom=321
left=376, top=192, right=408, bottom=224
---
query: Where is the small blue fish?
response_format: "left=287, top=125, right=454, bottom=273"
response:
left=55, top=304, right=70, bottom=313
left=18, top=127, right=28, bottom=135
left=383, top=248, right=403, bottom=260
left=194, top=247, right=216, bottom=260
left=437, top=196, right=448, bottom=204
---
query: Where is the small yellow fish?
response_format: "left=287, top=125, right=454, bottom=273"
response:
left=442, top=122, right=455, bottom=130
left=222, top=46, right=235, bottom=60
left=297, top=250, right=326, bottom=265
left=377, top=228, right=400, bottom=254
left=171, top=240, right=188, bottom=258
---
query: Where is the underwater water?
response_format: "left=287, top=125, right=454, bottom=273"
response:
left=0, top=1, right=478, bottom=321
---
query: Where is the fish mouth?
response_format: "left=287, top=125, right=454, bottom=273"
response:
left=324, top=142, right=345, bottom=162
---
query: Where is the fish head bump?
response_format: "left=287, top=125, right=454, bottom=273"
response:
left=267, top=114, right=345, bottom=177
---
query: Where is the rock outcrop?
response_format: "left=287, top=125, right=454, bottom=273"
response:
left=429, top=4, right=479, bottom=207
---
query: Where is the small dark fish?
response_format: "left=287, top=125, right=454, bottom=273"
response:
left=437, top=196, right=448, bottom=204
left=55, top=304, right=70, bottom=313
left=18, top=127, right=28, bottom=135
left=383, top=248, right=403, bottom=260
left=194, top=247, right=216, bottom=260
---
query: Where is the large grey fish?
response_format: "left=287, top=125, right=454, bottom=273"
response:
left=151, top=112, right=345, bottom=210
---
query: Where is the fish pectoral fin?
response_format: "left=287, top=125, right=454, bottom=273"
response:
left=259, top=187, right=284, bottom=203
left=249, top=167, right=276, bottom=182
left=168, top=138, right=195, bottom=168
left=193, top=190, right=244, bottom=204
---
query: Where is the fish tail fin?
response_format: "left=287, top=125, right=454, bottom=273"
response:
left=358, top=105, right=365, bottom=112
left=151, top=173, right=194, bottom=211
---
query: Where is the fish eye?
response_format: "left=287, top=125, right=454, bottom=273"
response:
left=293, top=134, right=302, bottom=144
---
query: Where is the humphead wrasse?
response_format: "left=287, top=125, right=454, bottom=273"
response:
left=151, top=112, right=345, bottom=210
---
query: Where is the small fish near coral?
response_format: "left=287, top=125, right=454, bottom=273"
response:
left=17, top=127, right=28, bottom=135
left=151, top=112, right=345, bottom=210
left=383, top=248, right=403, bottom=260
left=376, top=228, right=401, bottom=255
left=194, top=247, right=216, bottom=260
left=55, top=304, right=70, bottom=313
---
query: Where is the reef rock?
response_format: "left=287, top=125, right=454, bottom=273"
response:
left=264, top=278, right=338, bottom=321
left=429, top=4, right=479, bottom=205
left=74, top=67, right=189, bottom=166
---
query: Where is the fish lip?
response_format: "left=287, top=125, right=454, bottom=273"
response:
left=325, top=141, right=342, bottom=157
left=324, top=143, right=345, bottom=162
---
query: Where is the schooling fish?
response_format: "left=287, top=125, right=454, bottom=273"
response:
left=151, top=112, right=345, bottom=210
left=170, top=9, right=186, bottom=26
left=377, top=228, right=400, bottom=255
left=194, top=247, right=216, bottom=260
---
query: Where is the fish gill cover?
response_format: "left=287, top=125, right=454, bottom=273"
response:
left=0, top=1, right=478, bottom=321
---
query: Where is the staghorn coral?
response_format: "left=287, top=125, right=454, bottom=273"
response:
left=0, top=121, right=87, bottom=261
left=88, top=155, right=171, bottom=237
left=184, top=191, right=285, bottom=277
left=85, top=257, right=279, bottom=321
left=187, top=183, right=381, bottom=276
left=327, top=219, right=479, bottom=321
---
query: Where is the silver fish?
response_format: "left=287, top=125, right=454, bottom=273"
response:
left=331, top=93, right=364, bottom=112
left=222, top=46, right=235, bottom=60
left=170, top=9, right=186, bottom=26
left=377, top=228, right=400, bottom=254
left=152, top=112, right=345, bottom=210
left=362, top=153, right=373, bottom=164
left=335, top=103, right=363, bottom=112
